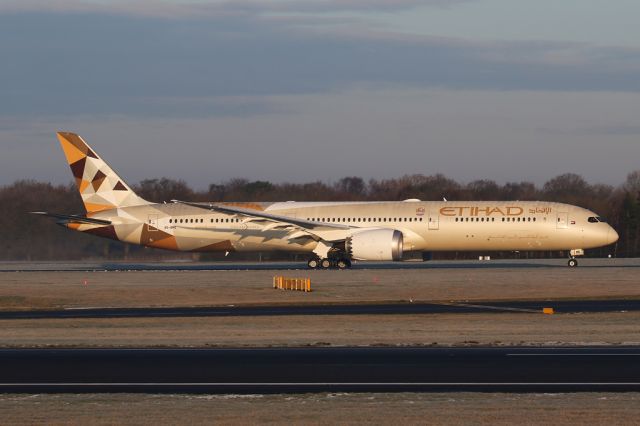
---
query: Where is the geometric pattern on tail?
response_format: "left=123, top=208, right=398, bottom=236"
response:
left=57, top=132, right=148, bottom=214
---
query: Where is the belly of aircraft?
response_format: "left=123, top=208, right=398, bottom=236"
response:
left=169, top=226, right=316, bottom=253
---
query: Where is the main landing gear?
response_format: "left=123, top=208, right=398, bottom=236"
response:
left=308, top=241, right=352, bottom=269
left=568, top=257, right=578, bottom=267
left=307, top=256, right=352, bottom=270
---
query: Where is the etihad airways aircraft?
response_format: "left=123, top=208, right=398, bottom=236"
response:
left=33, top=132, right=618, bottom=269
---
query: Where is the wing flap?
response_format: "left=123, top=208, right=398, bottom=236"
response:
left=172, top=200, right=350, bottom=231
left=172, top=200, right=352, bottom=242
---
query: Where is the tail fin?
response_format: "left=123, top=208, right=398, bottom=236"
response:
left=57, top=132, right=149, bottom=213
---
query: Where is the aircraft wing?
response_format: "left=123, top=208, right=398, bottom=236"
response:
left=30, top=212, right=112, bottom=225
left=172, top=200, right=352, bottom=242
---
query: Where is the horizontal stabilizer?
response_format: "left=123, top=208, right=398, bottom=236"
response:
left=30, top=212, right=112, bottom=226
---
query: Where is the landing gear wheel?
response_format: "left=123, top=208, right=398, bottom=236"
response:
left=568, top=258, right=578, bottom=267
left=336, top=258, right=351, bottom=269
left=307, top=258, right=320, bottom=269
left=320, top=258, right=331, bottom=269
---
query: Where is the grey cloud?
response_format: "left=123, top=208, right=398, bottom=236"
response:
left=1, top=12, right=640, bottom=120
left=581, top=124, right=640, bottom=136
left=537, top=123, right=640, bottom=137
left=206, top=0, right=471, bottom=14
left=589, top=125, right=640, bottom=136
left=0, top=0, right=470, bottom=18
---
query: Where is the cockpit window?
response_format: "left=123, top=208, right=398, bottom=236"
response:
left=588, top=216, right=607, bottom=223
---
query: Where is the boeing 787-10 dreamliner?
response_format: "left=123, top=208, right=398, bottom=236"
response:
left=33, top=132, right=618, bottom=269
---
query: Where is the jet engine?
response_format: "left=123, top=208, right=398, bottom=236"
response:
left=345, top=229, right=403, bottom=261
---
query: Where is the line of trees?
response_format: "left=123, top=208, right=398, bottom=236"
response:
left=2, top=171, right=639, bottom=260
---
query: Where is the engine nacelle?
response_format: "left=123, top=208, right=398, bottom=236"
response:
left=346, top=229, right=403, bottom=261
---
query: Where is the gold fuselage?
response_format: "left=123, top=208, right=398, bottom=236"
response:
left=71, top=200, right=618, bottom=255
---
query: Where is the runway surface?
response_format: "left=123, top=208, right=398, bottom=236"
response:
left=0, top=347, right=638, bottom=393
left=1, top=299, right=637, bottom=320
left=1, top=258, right=637, bottom=272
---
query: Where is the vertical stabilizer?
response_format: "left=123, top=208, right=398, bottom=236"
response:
left=57, top=132, right=149, bottom=213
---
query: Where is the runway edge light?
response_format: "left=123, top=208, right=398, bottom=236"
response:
left=543, top=307, right=554, bottom=315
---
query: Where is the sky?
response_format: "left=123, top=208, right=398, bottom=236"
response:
left=1, top=0, right=639, bottom=189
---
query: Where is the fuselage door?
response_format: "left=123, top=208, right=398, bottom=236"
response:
left=428, top=210, right=439, bottom=230
left=147, top=214, right=158, bottom=231
left=556, top=211, right=568, bottom=229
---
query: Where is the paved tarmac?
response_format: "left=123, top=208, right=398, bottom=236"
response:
left=0, top=347, right=638, bottom=393
left=1, top=258, right=637, bottom=272
left=0, top=299, right=638, bottom=320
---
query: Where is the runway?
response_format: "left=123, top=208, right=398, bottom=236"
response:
left=0, top=298, right=637, bottom=320
left=1, top=258, right=638, bottom=272
left=0, top=347, right=638, bottom=393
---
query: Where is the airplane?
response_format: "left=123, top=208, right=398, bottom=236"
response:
left=32, top=132, right=619, bottom=269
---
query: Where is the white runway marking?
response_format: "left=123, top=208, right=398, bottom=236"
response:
left=507, top=353, right=640, bottom=356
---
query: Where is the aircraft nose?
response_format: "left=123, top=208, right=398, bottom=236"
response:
left=606, top=226, right=619, bottom=245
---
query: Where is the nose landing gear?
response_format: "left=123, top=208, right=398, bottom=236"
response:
left=567, top=249, right=584, bottom=267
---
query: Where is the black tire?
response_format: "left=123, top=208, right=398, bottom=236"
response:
left=320, top=258, right=331, bottom=269
left=307, top=258, right=319, bottom=269
left=568, top=258, right=578, bottom=267
left=336, top=259, right=349, bottom=269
